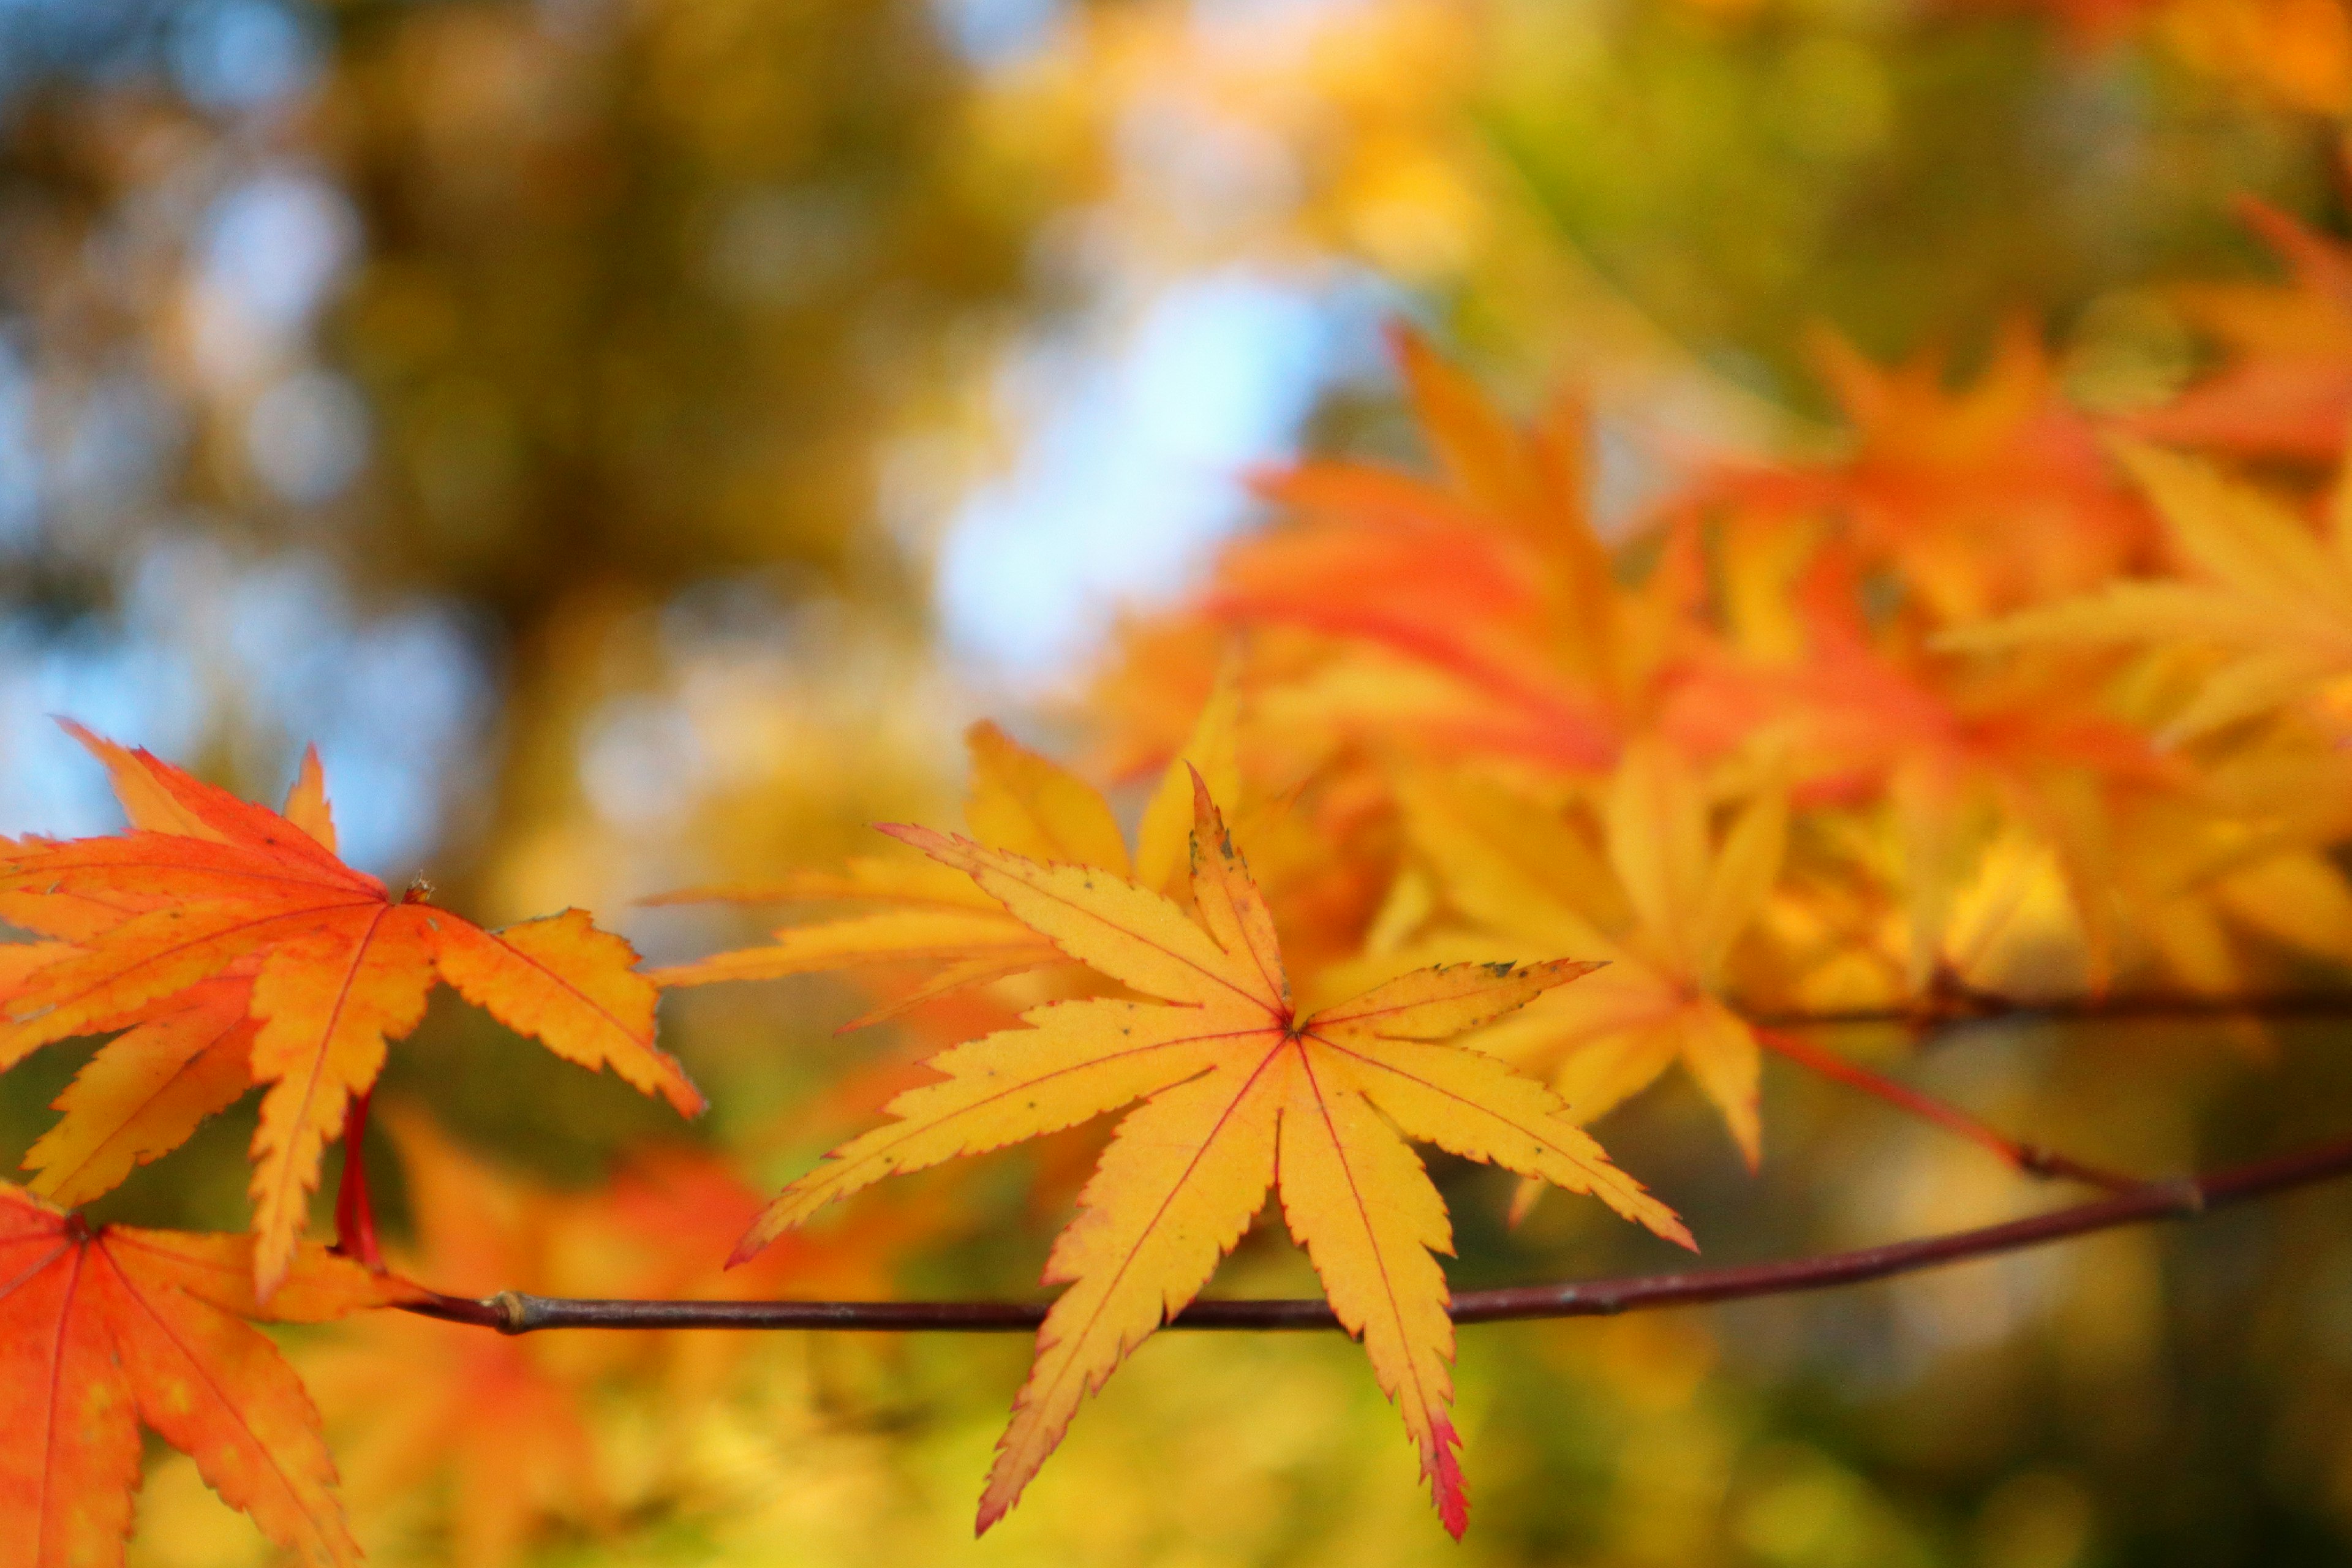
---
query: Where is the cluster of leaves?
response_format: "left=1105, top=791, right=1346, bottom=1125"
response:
left=10, top=197, right=2352, bottom=1565
left=1068, top=221, right=2352, bottom=1178
left=0, top=709, right=1687, bottom=1555
left=632, top=202, right=2352, bottom=1541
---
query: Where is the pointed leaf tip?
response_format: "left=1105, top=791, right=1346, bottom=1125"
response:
left=282, top=745, right=336, bottom=853
left=1431, top=1418, right=1468, bottom=1540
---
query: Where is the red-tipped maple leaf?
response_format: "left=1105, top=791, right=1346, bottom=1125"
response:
left=738, top=772, right=1691, bottom=1538
left=0, top=725, right=704, bottom=1299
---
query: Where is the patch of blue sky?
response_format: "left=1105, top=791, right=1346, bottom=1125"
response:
left=932, top=0, right=1062, bottom=66
left=0, top=537, right=497, bottom=878
left=0, top=0, right=322, bottom=112
left=247, top=369, right=369, bottom=505
left=199, top=167, right=359, bottom=338
left=581, top=693, right=704, bottom=829
left=168, top=0, right=322, bottom=113
left=0, top=0, right=146, bottom=100
left=53, top=368, right=171, bottom=530
left=135, top=545, right=490, bottom=874
left=317, top=608, right=492, bottom=869
left=936, top=266, right=1391, bottom=687
left=0, top=618, right=204, bottom=840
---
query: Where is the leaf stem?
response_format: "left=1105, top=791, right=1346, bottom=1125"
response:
left=394, top=1133, right=2352, bottom=1334
left=331, top=1088, right=382, bottom=1270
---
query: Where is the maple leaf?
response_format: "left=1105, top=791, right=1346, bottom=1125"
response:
left=736, top=771, right=1690, bottom=1537
left=1947, top=442, right=2352, bottom=742
left=2084, top=794, right=2352, bottom=1008
left=0, top=725, right=704, bottom=1298
left=21, top=976, right=257, bottom=1209
left=1665, top=529, right=2185, bottom=996
left=1091, top=325, right=1703, bottom=778
left=650, top=693, right=1242, bottom=1018
left=2125, top=199, right=2352, bottom=462
left=1681, top=322, right=2152, bottom=624
left=1376, top=742, right=1785, bottom=1169
left=0, top=1181, right=421, bottom=1567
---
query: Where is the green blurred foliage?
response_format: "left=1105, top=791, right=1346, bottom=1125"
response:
left=1480, top=2, right=2335, bottom=403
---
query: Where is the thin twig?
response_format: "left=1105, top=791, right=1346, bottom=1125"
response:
left=1749, top=990, right=2352, bottom=1034
left=396, top=1134, right=2352, bottom=1335
left=1755, top=1026, right=2140, bottom=1191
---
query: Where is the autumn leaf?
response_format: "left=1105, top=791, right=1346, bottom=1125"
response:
left=1947, top=441, right=2352, bottom=742
left=1663, top=525, right=2187, bottom=997
left=651, top=692, right=1242, bottom=1019
left=2125, top=198, right=2352, bottom=459
left=0, top=725, right=704, bottom=1299
left=736, top=770, right=1689, bottom=1537
left=1679, top=322, right=2150, bottom=625
left=1378, top=743, right=1785, bottom=1170
left=1185, top=328, right=1697, bottom=775
left=0, top=1181, right=420, bottom=1567
left=644, top=720, right=1101, bottom=1017
left=21, top=976, right=257, bottom=1209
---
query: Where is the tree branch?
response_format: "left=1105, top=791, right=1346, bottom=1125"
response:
left=1749, top=989, right=2352, bottom=1034
left=1754, top=1025, right=2140, bottom=1191
left=398, top=1133, right=2352, bottom=1335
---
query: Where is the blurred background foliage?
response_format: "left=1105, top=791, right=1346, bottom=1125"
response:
left=3, top=0, right=2351, bottom=1562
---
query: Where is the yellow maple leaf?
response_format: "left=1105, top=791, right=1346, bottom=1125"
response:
left=1948, top=441, right=2352, bottom=742
left=650, top=686, right=1241, bottom=1019
left=1374, top=739, right=1785, bottom=1170
left=733, top=772, right=1689, bottom=1537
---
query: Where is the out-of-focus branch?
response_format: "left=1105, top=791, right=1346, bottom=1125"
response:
left=1754, top=1025, right=2141, bottom=1191
left=398, top=1134, right=2352, bottom=1335
left=1748, top=988, right=2352, bottom=1034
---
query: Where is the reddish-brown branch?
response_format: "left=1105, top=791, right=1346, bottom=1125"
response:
left=1749, top=989, right=2352, bottom=1034
left=396, top=1133, right=2352, bottom=1335
left=1755, top=1026, right=2140, bottom=1191
left=331, top=1088, right=382, bottom=1270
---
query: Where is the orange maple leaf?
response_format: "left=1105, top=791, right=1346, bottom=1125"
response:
left=0, top=1182, right=421, bottom=1567
left=2127, top=198, right=2352, bottom=462
left=1681, top=322, right=2152, bottom=625
left=737, top=772, right=1691, bottom=1537
left=1187, top=328, right=1695, bottom=775
left=0, top=725, right=704, bottom=1299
